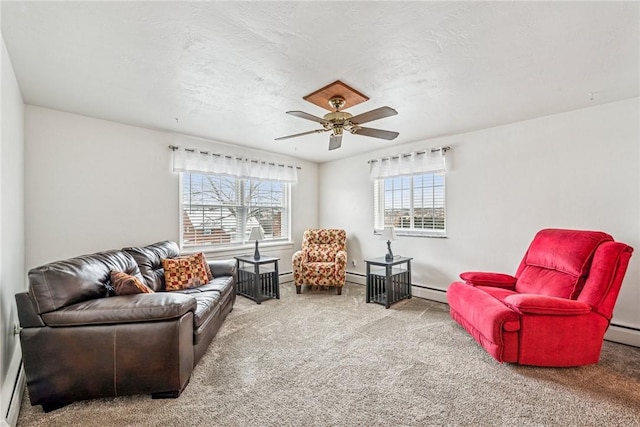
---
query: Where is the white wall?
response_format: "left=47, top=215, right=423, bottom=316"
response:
left=24, top=106, right=318, bottom=273
left=320, top=98, right=640, bottom=342
left=1, top=36, right=25, bottom=427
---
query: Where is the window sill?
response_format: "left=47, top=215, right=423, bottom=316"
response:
left=373, top=229, right=447, bottom=238
left=181, top=241, right=295, bottom=258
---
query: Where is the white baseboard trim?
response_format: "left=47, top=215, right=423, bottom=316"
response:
left=346, top=272, right=365, bottom=285
left=605, top=324, right=640, bottom=347
left=279, top=272, right=293, bottom=283
left=2, top=343, right=24, bottom=427
left=411, top=286, right=448, bottom=304
left=5, top=364, right=24, bottom=427
left=346, top=273, right=639, bottom=348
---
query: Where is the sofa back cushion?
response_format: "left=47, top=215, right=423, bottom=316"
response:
left=123, top=241, right=180, bottom=291
left=302, top=229, right=346, bottom=262
left=514, top=229, right=613, bottom=299
left=28, top=250, right=142, bottom=314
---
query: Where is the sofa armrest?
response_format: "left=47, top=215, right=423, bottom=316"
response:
left=504, top=294, right=592, bottom=316
left=335, top=250, right=347, bottom=267
left=459, top=271, right=516, bottom=289
left=15, top=292, right=45, bottom=328
left=208, top=259, right=236, bottom=278
left=41, top=293, right=197, bottom=327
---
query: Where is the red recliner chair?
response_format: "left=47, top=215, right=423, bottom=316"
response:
left=446, top=229, right=633, bottom=367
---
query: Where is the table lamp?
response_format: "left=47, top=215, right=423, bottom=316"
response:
left=380, top=226, right=397, bottom=262
left=249, top=226, right=265, bottom=260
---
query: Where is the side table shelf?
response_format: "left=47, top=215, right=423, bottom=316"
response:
left=235, top=255, right=280, bottom=304
left=365, top=256, right=413, bottom=308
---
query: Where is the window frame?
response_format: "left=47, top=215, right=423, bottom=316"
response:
left=179, top=172, right=292, bottom=251
left=373, top=171, right=447, bottom=238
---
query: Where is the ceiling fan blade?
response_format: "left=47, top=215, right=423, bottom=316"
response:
left=286, top=111, right=328, bottom=124
left=349, top=106, right=397, bottom=125
left=329, top=134, right=342, bottom=150
left=275, top=128, right=328, bottom=140
left=353, top=126, right=399, bottom=140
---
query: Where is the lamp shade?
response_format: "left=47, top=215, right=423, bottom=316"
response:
left=248, top=227, right=265, bottom=242
left=380, top=226, right=397, bottom=241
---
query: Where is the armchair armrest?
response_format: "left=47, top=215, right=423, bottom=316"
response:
left=292, top=250, right=306, bottom=267
left=208, top=259, right=236, bottom=277
left=504, top=294, right=592, bottom=316
left=459, top=271, right=516, bottom=289
left=335, top=250, right=347, bottom=266
left=41, top=293, right=197, bottom=327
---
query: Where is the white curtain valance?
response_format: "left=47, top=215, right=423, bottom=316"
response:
left=369, top=147, right=448, bottom=180
left=172, top=147, right=298, bottom=183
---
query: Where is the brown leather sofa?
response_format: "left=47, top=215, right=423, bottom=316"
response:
left=15, top=241, right=236, bottom=411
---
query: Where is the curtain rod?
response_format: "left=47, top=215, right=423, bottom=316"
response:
left=169, top=145, right=302, bottom=170
left=367, top=146, right=450, bottom=164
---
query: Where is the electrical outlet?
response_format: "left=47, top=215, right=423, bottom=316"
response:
left=351, top=260, right=357, bottom=267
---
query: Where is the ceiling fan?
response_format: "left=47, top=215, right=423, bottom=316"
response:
left=275, top=95, right=399, bottom=151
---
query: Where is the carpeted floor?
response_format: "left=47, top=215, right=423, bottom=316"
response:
left=17, top=282, right=640, bottom=426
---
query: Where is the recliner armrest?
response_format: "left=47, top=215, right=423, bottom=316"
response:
left=504, top=294, right=592, bottom=316
left=459, top=271, right=516, bottom=289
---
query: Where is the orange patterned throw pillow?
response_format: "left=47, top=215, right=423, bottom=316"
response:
left=110, top=271, right=154, bottom=295
left=163, top=254, right=208, bottom=291
left=192, top=252, right=213, bottom=281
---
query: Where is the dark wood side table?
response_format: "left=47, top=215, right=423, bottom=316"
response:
left=364, top=256, right=413, bottom=309
left=234, top=255, right=280, bottom=304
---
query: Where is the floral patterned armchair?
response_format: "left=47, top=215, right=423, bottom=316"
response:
left=292, top=229, right=347, bottom=295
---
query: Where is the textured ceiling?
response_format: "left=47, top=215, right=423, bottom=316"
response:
left=2, top=1, right=639, bottom=163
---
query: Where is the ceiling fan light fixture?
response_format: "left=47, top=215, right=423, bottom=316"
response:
left=328, top=96, right=346, bottom=111
left=276, top=81, right=399, bottom=150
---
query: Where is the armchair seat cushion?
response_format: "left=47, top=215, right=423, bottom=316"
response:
left=304, top=262, right=339, bottom=285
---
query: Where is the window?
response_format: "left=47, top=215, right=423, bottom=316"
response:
left=374, top=171, right=446, bottom=236
left=182, top=172, right=290, bottom=248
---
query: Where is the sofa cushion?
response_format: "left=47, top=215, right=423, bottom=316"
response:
left=123, top=241, right=180, bottom=291
left=28, top=250, right=143, bottom=314
left=174, top=276, right=234, bottom=304
left=110, top=271, right=154, bottom=295
left=190, top=291, right=222, bottom=330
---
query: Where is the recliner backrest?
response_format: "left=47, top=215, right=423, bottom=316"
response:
left=514, top=229, right=613, bottom=299
left=577, top=241, right=633, bottom=320
left=302, top=229, right=346, bottom=263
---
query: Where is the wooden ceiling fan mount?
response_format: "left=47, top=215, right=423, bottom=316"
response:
left=302, top=80, right=369, bottom=111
